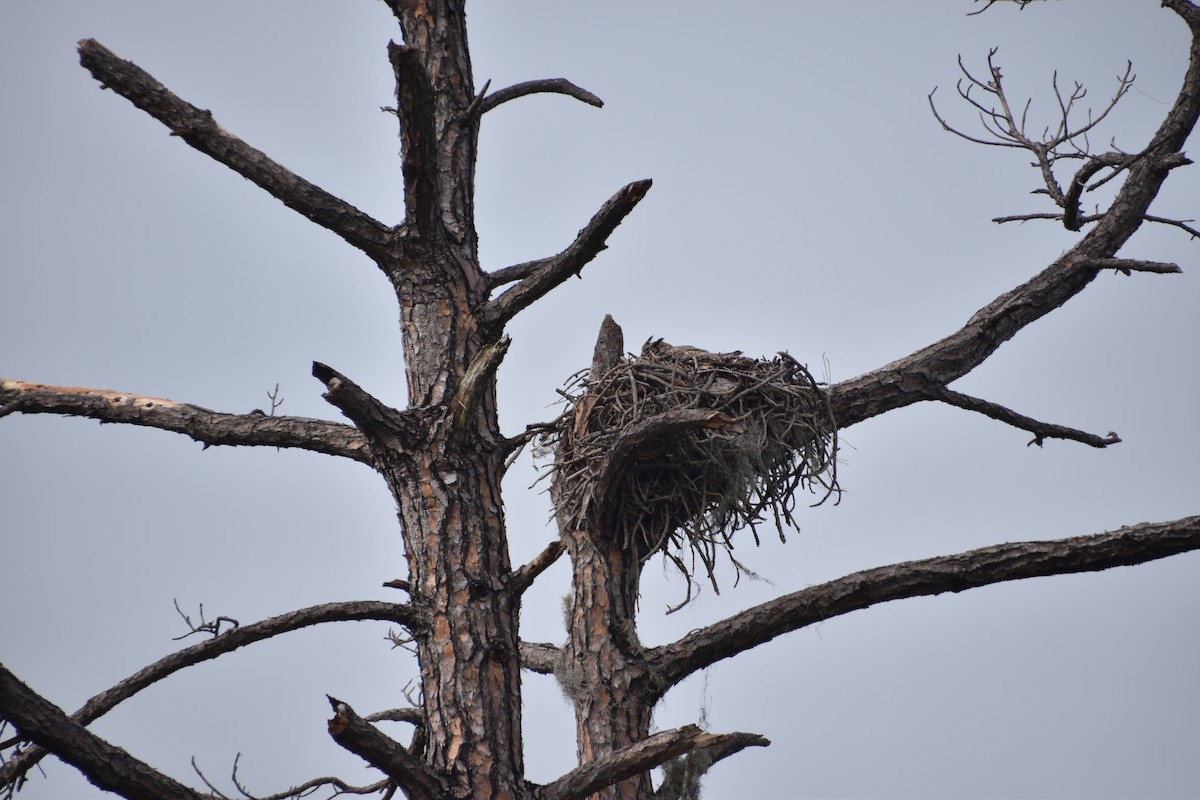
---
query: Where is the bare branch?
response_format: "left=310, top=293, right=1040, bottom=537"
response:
left=519, top=641, right=562, bottom=675
left=993, top=209, right=1199, bottom=235
left=171, top=599, right=240, bottom=640
left=312, top=362, right=428, bottom=457
left=0, top=379, right=371, bottom=465
left=194, top=751, right=392, bottom=800
left=480, top=78, right=604, bottom=114
left=1144, top=214, right=1200, bottom=238
left=1086, top=257, right=1182, bottom=275
left=364, top=708, right=424, bottom=726
left=649, top=516, right=1200, bottom=690
left=968, top=0, right=1045, bottom=16
left=0, top=601, right=420, bottom=790
left=510, top=540, right=566, bottom=596
left=1062, top=152, right=1135, bottom=230
left=0, top=662, right=203, bottom=800
left=931, top=46, right=1139, bottom=227
left=481, top=179, right=652, bottom=332
left=486, top=258, right=545, bottom=289
left=992, top=210, right=1094, bottom=225
left=535, top=725, right=768, bottom=800
left=77, top=39, right=393, bottom=258
left=326, top=697, right=446, bottom=800
left=895, top=373, right=1122, bottom=448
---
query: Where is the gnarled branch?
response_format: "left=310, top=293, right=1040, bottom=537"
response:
left=0, top=379, right=371, bottom=464
left=992, top=211, right=1200, bottom=239
left=77, top=39, right=393, bottom=259
left=845, top=14, right=1200, bottom=428
left=929, top=48, right=1136, bottom=225
left=534, top=724, right=769, bottom=800
left=648, top=515, right=1200, bottom=692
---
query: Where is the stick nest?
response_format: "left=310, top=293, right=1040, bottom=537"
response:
left=542, top=339, right=839, bottom=596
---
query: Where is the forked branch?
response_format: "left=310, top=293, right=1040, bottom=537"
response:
left=929, top=47, right=1141, bottom=228
left=0, top=379, right=371, bottom=464
left=835, top=0, right=1200, bottom=428
left=648, top=515, right=1200, bottom=691
left=534, top=725, right=769, bottom=800
left=77, top=40, right=393, bottom=259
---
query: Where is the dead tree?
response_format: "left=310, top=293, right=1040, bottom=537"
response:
left=2, top=2, right=1199, bottom=799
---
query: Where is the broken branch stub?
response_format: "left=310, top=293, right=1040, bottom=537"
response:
left=546, top=320, right=838, bottom=591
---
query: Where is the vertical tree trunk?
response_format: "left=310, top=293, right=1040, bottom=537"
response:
left=373, top=2, right=526, bottom=796
left=562, top=530, right=655, bottom=800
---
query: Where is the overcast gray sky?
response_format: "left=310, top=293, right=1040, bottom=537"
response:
left=2, top=2, right=1197, bottom=798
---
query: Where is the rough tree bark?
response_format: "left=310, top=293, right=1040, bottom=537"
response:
left=2, top=3, right=1199, bottom=800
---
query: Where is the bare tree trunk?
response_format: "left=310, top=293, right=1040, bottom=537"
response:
left=561, top=530, right=654, bottom=800
left=338, top=2, right=526, bottom=795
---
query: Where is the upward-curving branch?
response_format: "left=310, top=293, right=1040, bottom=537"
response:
left=77, top=39, right=394, bottom=259
left=482, top=179, right=652, bottom=334
left=831, top=0, right=1200, bottom=432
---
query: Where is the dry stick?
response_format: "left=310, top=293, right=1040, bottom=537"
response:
left=77, top=39, right=392, bottom=258
left=0, top=379, right=371, bottom=464
left=902, top=374, right=1121, bottom=448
